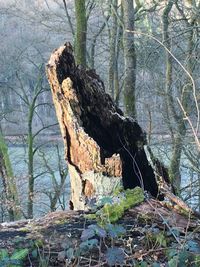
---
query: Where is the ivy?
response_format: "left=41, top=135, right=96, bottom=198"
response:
left=0, top=248, right=29, bottom=267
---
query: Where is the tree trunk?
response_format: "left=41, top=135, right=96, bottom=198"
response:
left=122, top=0, right=136, bottom=118
left=46, top=43, right=160, bottom=210
left=108, top=0, right=118, bottom=100
left=27, top=103, right=34, bottom=219
left=162, top=0, right=175, bottom=143
left=74, top=0, right=87, bottom=67
left=0, top=132, right=20, bottom=221
left=164, top=2, right=196, bottom=192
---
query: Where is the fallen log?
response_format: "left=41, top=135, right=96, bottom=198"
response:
left=46, top=43, right=160, bottom=210
left=0, top=200, right=199, bottom=266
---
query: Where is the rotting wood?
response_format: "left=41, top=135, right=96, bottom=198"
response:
left=46, top=43, right=162, bottom=210
left=160, top=184, right=200, bottom=219
left=0, top=201, right=199, bottom=265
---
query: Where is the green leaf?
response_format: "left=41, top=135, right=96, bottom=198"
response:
left=0, top=249, right=9, bottom=260
left=81, top=228, right=95, bottom=241
left=194, top=255, right=200, bottom=266
left=105, top=224, right=126, bottom=238
left=152, top=263, right=160, bottom=267
left=98, top=197, right=113, bottom=206
left=186, top=240, right=200, bottom=253
left=66, top=248, right=74, bottom=260
left=7, top=259, right=23, bottom=267
left=106, top=247, right=125, bottom=266
left=31, top=249, right=38, bottom=259
left=10, top=249, right=29, bottom=260
left=79, top=238, right=98, bottom=252
left=34, top=239, right=43, bottom=247
left=168, top=256, right=179, bottom=267
left=178, top=250, right=190, bottom=267
left=88, top=224, right=107, bottom=238
left=156, top=232, right=167, bottom=247
left=167, top=248, right=177, bottom=259
left=140, top=262, right=148, bottom=267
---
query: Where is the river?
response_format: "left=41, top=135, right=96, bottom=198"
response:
left=8, top=141, right=70, bottom=218
left=6, top=140, right=200, bottom=219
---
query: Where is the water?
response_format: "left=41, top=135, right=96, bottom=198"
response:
left=4, top=140, right=200, bottom=219
left=152, top=142, right=200, bottom=210
left=7, top=142, right=70, bottom=218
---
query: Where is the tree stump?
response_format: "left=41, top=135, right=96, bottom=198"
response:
left=46, top=43, right=159, bottom=210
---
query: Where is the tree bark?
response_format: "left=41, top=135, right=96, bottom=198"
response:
left=46, top=43, right=160, bottom=210
left=74, top=0, right=87, bottom=67
left=108, top=0, right=118, bottom=100
left=0, top=200, right=199, bottom=264
left=0, top=131, right=20, bottom=221
left=164, top=2, right=197, bottom=193
left=122, top=0, right=136, bottom=118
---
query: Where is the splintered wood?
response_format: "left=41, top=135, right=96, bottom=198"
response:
left=46, top=43, right=160, bottom=209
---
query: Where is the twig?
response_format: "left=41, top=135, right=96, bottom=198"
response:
left=146, top=199, right=181, bottom=244
left=126, top=30, right=199, bottom=134
left=177, top=98, right=200, bottom=152
left=160, top=184, right=200, bottom=219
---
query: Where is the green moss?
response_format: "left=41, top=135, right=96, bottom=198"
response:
left=84, top=213, right=97, bottom=220
left=137, top=213, right=152, bottom=224
left=122, top=187, right=144, bottom=209
left=84, top=187, right=144, bottom=225
left=0, top=133, right=13, bottom=178
left=113, top=186, right=124, bottom=196
left=173, top=205, right=195, bottom=218
left=19, top=227, right=29, bottom=233
left=97, top=187, right=144, bottom=224
left=145, top=231, right=168, bottom=250
left=53, top=219, right=66, bottom=225
left=74, top=0, right=87, bottom=66
left=34, top=239, right=44, bottom=247
left=101, top=203, right=125, bottom=224
left=0, top=132, right=21, bottom=220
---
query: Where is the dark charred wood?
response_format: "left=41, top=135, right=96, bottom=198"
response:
left=46, top=43, right=161, bottom=209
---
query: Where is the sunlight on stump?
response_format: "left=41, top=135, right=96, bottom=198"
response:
left=46, top=43, right=159, bottom=210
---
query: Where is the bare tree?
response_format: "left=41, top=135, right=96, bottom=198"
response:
left=122, top=0, right=136, bottom=118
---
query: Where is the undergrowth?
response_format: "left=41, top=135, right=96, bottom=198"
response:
left=1, top=186, right=200, bottom=266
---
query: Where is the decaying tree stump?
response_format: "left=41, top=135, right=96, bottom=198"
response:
left=46, top=43, right=160, bottom=210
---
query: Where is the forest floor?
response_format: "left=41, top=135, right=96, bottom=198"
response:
left=0, top=198, right=200, bottom=267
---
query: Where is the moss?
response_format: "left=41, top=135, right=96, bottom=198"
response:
left=101, top=203, right=125, bottom=224
left=173, top=205, right=195, bottom=218
left=122, top=187, right=144, bottom=209
left=137, top=213, right=152, bottom=224
left=144, top=231, right=168, bottom=249
left=0, top=133, right=14, bottom=178
left=53, top=219, right=67, bottom=225
left=74, top=0, right=87, bottom=66
left=34, top=239, right=44, bottom=247
left=97, top=187, right=144, bottom=224
left=0, top=132, right=20, bottom=220
left=84, top=213, right=97, bottom=220
left=113, top=185, right=124, bottom=196
left=19, top=228, right=29, bottom=233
